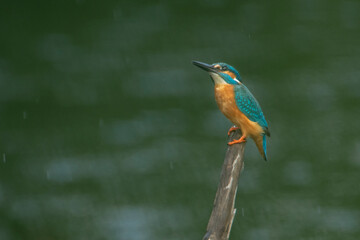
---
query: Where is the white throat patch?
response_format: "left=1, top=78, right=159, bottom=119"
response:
left=210, top=73, right=241, bottom=85
left=210, top=73, right=227, bottom=84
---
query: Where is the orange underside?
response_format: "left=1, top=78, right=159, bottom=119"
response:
left=214, top=84, right=265, bottom=156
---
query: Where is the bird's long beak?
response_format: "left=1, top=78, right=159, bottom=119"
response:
left=192, top=60, right=218, bottom=73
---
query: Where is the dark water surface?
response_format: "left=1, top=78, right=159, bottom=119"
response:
left=1, top=1, right=360, bottom=239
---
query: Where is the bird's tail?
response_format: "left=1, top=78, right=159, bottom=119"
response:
left=255, top=134, right=268, bottom=161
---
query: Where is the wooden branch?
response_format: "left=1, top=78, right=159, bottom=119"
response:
left=203, top=129, right=246, bottom=240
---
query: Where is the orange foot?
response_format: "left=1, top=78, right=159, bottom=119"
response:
left=227, top=126, right=240, bottom=136
left=228, top=135, right=247, bottom=146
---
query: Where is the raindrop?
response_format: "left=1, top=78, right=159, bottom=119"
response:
left=2, top=153, right=5, bottom=163
left=317, top=206, right=321, bottom=214
left=170, top=160, right=174, bottom=170
left=241, top=207, right=245, bottom=216
left=23, top=111, right=27, bottom=119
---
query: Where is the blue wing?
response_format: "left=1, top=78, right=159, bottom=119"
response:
left=234, top=84, right=270, bottom=136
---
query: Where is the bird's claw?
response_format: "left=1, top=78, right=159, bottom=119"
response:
left=227, top=126, right=240, bottom=136
left=228, top=135, right=247, bottom=145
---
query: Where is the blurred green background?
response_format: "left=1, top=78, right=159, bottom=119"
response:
left=1, top=0, right=360, bottom=239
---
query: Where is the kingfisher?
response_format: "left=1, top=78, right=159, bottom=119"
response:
left=192, top=60, right=270, bottom=161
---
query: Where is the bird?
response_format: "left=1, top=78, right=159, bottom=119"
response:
left=192, top=60, right=270, bottom=161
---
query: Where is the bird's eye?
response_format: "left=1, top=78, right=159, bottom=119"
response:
left=222, top=66, right=228, bottom=71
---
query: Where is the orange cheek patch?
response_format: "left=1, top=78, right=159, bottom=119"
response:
left=223, top=71, right=236, bottom=79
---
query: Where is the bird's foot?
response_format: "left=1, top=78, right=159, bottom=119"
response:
left=227, top=126, right=240, bottom=136
left=228, top=135, right=247, bottom=146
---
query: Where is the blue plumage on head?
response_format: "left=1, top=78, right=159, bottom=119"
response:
left=213, top=62, right=242, bottom=82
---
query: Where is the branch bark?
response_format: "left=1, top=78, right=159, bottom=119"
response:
left=203, top=129, right=245, bottom=240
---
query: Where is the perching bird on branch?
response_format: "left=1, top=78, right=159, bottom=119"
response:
left=193, top=61, right=270, bottom=161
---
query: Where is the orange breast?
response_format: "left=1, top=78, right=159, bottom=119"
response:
left=214, top=84, right=263, bottom=138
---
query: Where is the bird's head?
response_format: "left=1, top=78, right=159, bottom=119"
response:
left=192, top=60, right=242, bottom=85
